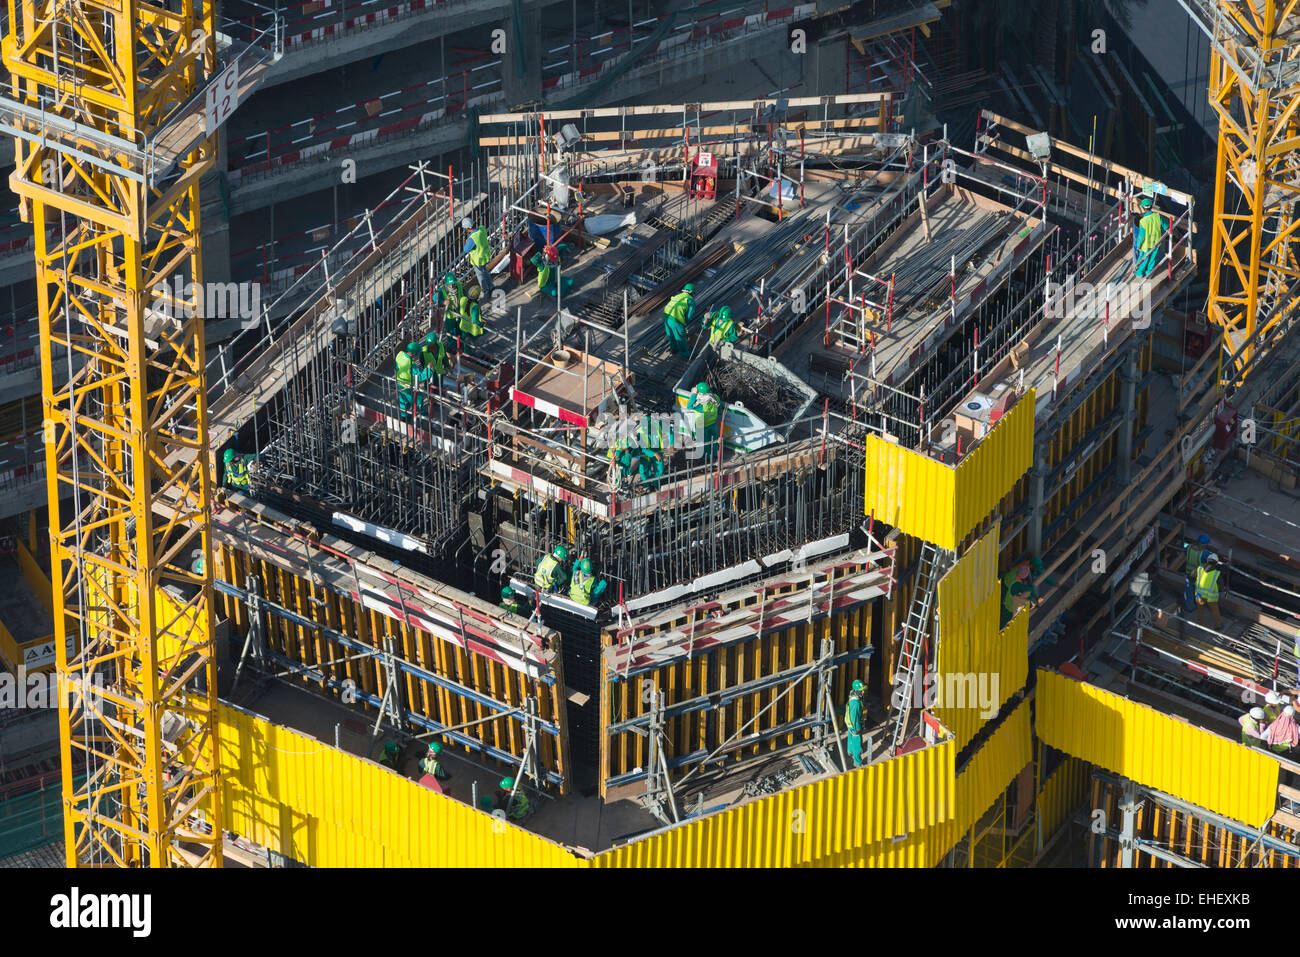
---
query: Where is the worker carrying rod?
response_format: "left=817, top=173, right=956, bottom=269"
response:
left=663, top=283, right=696, bottom=357
left=462, top=216, right=494, bottom=300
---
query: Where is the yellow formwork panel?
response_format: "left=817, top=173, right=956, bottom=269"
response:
left=864, top=390, right=1035, bottom=550
left=952, top=696, right=1032, bottom=837
left=937, top=522, right=1001, bottom=625
left=1036, top=669, right=1279, bottom=828
left=216, top=704, right=582, bottom=867
left=1037, top=756, right=1088, bottom=840
left=593, top=735, right=957, bottom=867
left=933, top=590, right=1027, bottom=751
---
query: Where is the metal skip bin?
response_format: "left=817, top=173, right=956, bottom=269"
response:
left=674, top=344, right=817, bottom=453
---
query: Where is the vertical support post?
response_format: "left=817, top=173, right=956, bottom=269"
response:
left=1118, top=779, right=1139, bottom=868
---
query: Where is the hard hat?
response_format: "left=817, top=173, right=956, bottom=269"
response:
left=383, top=741, right=399, bottom=756
left=428, top=742, right=442, bottom=755
left=552, top=544, right=569, bottom=561
left=1250, top=707, right=1265, bottom=720
left=852, top=679, right=865, bottom=692
left=1140, top=196, right=1153, bottom=209
left=1286, top=705, right=1296, bottom=718
left=1029, top=556, right=1044, bottom=574
left=405, top=341, right=420, bottom=355
left=1197, top=533, right=1210, bottom=545
left=223, top=448, right=236, bottom=464
left=500, top=777, right=515, bottom=790
left=1015, top=564, right=1030, bottom=581
left=461, top=217, right=474, bottom=229
left=1266, top=691, right=1282, bottom=706
left=715, top=305, right=730, bottom=319
left=424, top=331, right=440, bottom=346
left=479, top=795, right=495, bottom=811
left=695, top=382, right=710, bottom=395
left=578, top=558, right=592, bottom=573
left=501, top=586, right=514, bottom=599
left=683, top=283, right=695, bottom=293
left=1205, top=552, right=1220, bottom=564
left=443, top=271, right=457, bottom=284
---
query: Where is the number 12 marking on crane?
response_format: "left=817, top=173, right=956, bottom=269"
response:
left=205, top=60, right=239, bottom=136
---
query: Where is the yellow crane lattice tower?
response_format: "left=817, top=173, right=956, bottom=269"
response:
left=1, top=0, right=221, bottom=866
left=1194, top=0, right=1300, bottom=384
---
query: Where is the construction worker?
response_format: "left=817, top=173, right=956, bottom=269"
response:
left=634, top=448, right=665, bottom=488
left=479, top=795, right=496, bottom=813
left=1001, top=564, right=1034, bottom=627
left=844, top=679, right=866, bottom=767
left=534, top=544, right=571, bottom=593
left=1268, top=705, right=1299, bottom=755
left=1239, top=706, right=1269, bottom=747
left=379, top=740, right=402, bottom=770
left=707, top=304, right=740, bottom=346
left=686, top=381, right=720, bottom=460
left=500, top=585, right=523, bottom=616
left=1264, top=690, right=1285, bottom=726
left=496, top=777, right=530, bottom=820
left=1195, top=553, right=1223, bottom=629
left=662, top=283, right=696, bottom=357
left=453, top=296, right=483, bottom=338
left=569, top=557, right=607, bottom=606
left=395, top=341, right=423, bottom=416
left=421, top=331, right=447, bottom=378
left=462, top=217, right=493, bottom=299
left=419, top=742, right=448, bottom=780
left=1184, top=533, right=1211, bottom=612
left=1133, top=195, right=1165, bottom=278
left=222, top=447, right=254, bottom=492
left=1025, top=556, right=1056, bottom=602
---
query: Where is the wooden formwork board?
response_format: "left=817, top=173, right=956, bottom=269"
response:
left=598, top=603, right=874, bottom=797
left=214, top=541, right=572, bottom=793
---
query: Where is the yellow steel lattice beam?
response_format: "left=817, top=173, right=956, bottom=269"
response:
left=2, top=0, right=222, bottom=867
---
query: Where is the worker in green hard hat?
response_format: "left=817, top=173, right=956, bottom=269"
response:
left=500, top=585, right=523, bottom=616
left=395, top=341, right=423, bottom=417
left=686, top=381, right=721, bottom=460
left=379, top=740, right=402, bottom=770
left=496, top=776, right=531, bottom=820
left=534, top=544, right=571, bottom=593
left=707, top=304, right=740, bottom=346
left=419, top=741, right=448, bottom=780
left=1133, top=194, right=1165, bottom=278
left=454, top=295, right=484, bottom=338
left=421, top=331, right=447, bottom=378
left=436, top=270, right=463, bottom=313
left=568, top=556, right=607, bottom=606
left=844, top=679, right=867, bottom=767
left=662, top=282, right=696, bottom=356
left=479, top=794, right=496, bottom=812
left=222, top=447, right=254, bottom=492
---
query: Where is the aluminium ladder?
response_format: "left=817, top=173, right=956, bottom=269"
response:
left=888, top=541, right=951, bottom=754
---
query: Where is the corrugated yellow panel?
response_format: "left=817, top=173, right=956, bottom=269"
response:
left=937, top=522, right=1000, bottom=626
left=1036, top=669, right=1279, bottom=827
left=1038, top=756, right=1088, bottom=840
left=933, top=589, right=1027, bottom=751
left=592, top=735, right=957, bottom=867
left=952, top=696, right=1031, bottom=836
left=863, top=434, right=958, bottom=549
left=953, top=389, right=1035, bottom=541
left=215, top=704, right=583, bottom=867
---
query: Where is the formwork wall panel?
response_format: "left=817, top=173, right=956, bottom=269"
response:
left=1037, top=669, right=1278, bottom=828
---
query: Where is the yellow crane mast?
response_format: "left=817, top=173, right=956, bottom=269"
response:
left=1191, top=0, right=1300, bottom=384
left=0, top=0, right=232, bottom=866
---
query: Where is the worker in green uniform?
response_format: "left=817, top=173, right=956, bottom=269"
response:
left=419, top=742, right=448, bottom=780
left=436, top=272, right=464, bottom=336
left=496, top=777, right=530, bottom=820
left=1183, top=533, right=1210, bottom=612
left=395, top=341, right=423, bottom=416
left=635, top=448, right=664, bottom=488
left=569, top=557, right=607, bottom=606
left=534, top=544, right=571, bottom=593
left=379, top=740, right=402, bottom=770
left=500, top=585, right=523, bottom=615
left=455, top=296, right=484, bottom=338
left=1195, top=553, right=1223, bottom=629
left=1001, top=564, right=1034, bottom=628
left=686, top=381, right=721, bottom=460
left=707, top=304, right=740, bottom=346
left=1025, top=556, right=1056, bottom=602
left=222, top=447, right=255, bottom=492
left=662, top=283, right=696, bottom=356
left=844, top=679, right=866, bottom=767
left=1133, top=195, right=1165, bottom=278
left=421, top=332, right=447, bottom=378
left=463, top=217, right=494, bottom=299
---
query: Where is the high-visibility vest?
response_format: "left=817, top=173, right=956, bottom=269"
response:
left=458, top=298, right=483, bottom=337
left=225, top=458, right=251, bottom=490
left=1185, top=545, right=1205, bottom=577
left=395, top=350, right=414, bottom=386
left=570, top=569, right=596, bottom=604
left=690, top=392, right=719, bottom=428
left=507, top=791, right=530, bottom=820
left=1196, top=566, right=1220, bottom=601
left=535, top=554, right=561, bottom=590
left=422, top=340, right=446, bottom=376
left=843, top=695, right=862, bottom=733
left=664, top=291, right=693, bottom=324
left=1138, top=210, right=1164, bottom=251
left=419, top=756, right=445, bottom=778
left=709, top=311, right=738, bottom=344
left=437, top=281, right=462, bottom=306
left=502, top=596, right=522, bottom=615
left=469, top=227, right=491, bottom=267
